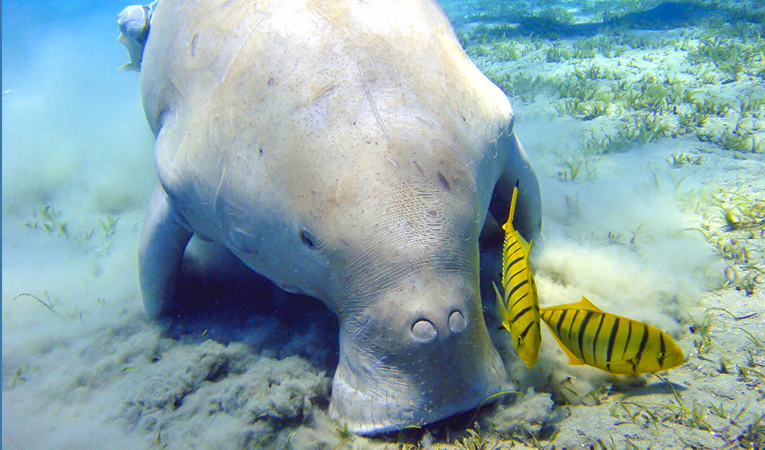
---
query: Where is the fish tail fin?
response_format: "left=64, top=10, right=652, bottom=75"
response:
left=504, top=180, right=520, bottom=232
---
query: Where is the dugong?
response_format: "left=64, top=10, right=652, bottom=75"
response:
left=137, top=0, right=542, bottom=434
left=117, top=3, right=153, bottom=71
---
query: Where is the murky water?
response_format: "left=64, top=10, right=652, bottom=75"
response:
left=3, top=1, right=764, bottom=448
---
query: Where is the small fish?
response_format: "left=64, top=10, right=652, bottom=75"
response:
left=493, top=180, right=541, bottom=369
left=540, top=296, right=685, bottom=375
left=117, top=4, right=153, bottom=71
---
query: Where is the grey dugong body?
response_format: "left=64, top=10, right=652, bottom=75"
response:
left=138, top=0, right=542, bottom=434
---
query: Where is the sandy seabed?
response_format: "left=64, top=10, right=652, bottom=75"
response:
left=3, top=1, right=764, bottom=449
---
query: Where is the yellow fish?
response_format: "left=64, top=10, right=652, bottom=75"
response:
left=540, top=296, right=685, bottom=375
left=493, top=181, right=541, bottom=369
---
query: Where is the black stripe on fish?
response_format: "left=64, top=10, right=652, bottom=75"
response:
left=591, top=314, right=605, bottom=366
left=556, top=310, right=568, bottom=337
left=606, top=317, right=620, bottom=372
left=505, top=243, right=521, bottom=257
left=510, top=292, right=529, bottom=309
left=502, top=263, right=518, bottom=284
left=511, top=306, right=533, bottom=324
left=518, top=320, right=536, bottom=342
left=658, top=332, right=666, bottom=368
left=507, top=256, right=523, bottom=269
left=507, top=267, right=526, bottom=284
left=568, top=310, right=581, bottom=347
left=622, top=321, right=633, bottom=360
left=507, top=279, right=529, bottom=299
left=632, top=324, right=649, bottom=372
left=539, top=310, right=549, bottom=329
left=577, top=311, right=594, bottom=362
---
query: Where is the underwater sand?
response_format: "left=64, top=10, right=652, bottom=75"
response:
left=3, top=0, right=764, bottom=448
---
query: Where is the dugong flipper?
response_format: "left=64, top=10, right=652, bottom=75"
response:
left=136, top=0, right=541, bottom=434
left=138, top=184, right=193, bottom=317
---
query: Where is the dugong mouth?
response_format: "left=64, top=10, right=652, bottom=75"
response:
left=330, top=358, right=509, bottom=435
left=327, top=294, right=511, bottom=435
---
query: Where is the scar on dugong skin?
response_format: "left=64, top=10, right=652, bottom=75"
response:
left=117, top=2, right=155, bottom=71
left=133, top=0, right=542, bottom=436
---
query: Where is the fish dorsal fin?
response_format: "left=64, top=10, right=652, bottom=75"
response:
left=574, top=296, right=602, bottom=312
left=540, top=320, right=585, bottom=365
left=541, top=296, right=603, bottom=313
left=517, top=232, right=533, bottom=256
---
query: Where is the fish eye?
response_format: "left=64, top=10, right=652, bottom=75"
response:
left=300, top=228, right=316, bottom=248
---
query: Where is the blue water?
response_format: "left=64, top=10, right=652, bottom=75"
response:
left=3, top=1, right=764, bottom=448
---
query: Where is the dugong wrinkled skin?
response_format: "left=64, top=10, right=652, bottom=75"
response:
left=137, top=0, right=542, bottom=434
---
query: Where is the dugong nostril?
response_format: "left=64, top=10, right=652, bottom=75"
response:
left=412, top=319, right=437, bottom=343
left=448, top=310, right=466, bottom=333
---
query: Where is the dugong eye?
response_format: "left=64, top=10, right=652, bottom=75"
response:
left=300, top=228, right=315, bottom=248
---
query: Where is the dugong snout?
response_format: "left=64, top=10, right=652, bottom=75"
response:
left=330, top=272, right=511, bottom=434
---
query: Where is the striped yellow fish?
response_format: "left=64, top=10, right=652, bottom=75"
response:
left=493, top=181, right=541, bottom=369
left=540, top=296, right=685, bottom=375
